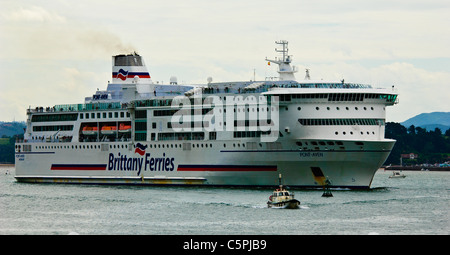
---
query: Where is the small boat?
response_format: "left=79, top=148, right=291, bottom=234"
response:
left=389, top=171, right=406, bottom=178
left=82, top=126, right=98, bottom=135
left=101, top=126, right=117, bottom=135
left=267, top=174, right=300, bottom=209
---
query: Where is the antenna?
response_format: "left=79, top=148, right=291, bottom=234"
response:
left=305, top=69, right=311, bottom=80
left=265, top=40, right=297, bottom=81
left=275, top=40, right=290, bottom=63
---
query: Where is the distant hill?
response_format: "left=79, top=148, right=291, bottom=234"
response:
left=0, top=121, right=26, bottom=137
left=401, top=112, right=450, bottom=132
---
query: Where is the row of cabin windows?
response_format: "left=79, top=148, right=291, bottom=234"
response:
left=31, top=113, right=78, bottom=122
left=33, top=125, right=74, bottom=132
left=279, top=93, right=397, bottom=102
left=137, top=131, right=218, bottom=142
left=31, top=141, right=270, bottom=151
left=233, top=131, right=271, bottom=138
left=298, top=118, right=385, bottom=126
left=79, top=111, right=130, bottom=120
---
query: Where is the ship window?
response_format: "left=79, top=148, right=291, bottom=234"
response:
left=85, top=113, right=89, bottom=119
left=114, top=112, right=118, bottom=118
left=103, top=112, right=107, bottom=118
left=80, top=114, right=83, bottom=119
left=135, top=110, right=147, bottom=119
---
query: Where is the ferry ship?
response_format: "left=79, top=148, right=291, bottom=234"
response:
left=14, top=41, right=398, bottom=189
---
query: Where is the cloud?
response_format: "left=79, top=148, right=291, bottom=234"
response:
left=3, top=6, right=66, bottom=23
left=1, top=5, right=136, bottom=61
left=0, top=0, right=449, bottom=123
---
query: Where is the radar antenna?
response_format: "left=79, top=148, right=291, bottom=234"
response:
left=265, top=40, right=297, bottom=81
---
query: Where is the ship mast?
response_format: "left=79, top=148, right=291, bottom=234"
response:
left=265, top=40, right=297, bottom=81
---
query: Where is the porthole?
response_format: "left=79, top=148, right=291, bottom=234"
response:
left=297, top=107, right=301, bottom=111
left=316, top=107, right=320, bottom=110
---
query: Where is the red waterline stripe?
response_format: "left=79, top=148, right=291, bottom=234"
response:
left=177, top=165, right=277, bottom=172
left=51, top=164, right=107, bottom=171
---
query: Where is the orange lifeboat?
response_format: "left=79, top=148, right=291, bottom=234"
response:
left=82, top=126, right=98, bottom=135
left=101, top=125, right=117, bottom=135
left=119, top=123, right=132, bottom=133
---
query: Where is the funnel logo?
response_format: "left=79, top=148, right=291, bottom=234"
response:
left=117, top=69, right=129, bottom=80
left=134, top=143, right=147, bottom=156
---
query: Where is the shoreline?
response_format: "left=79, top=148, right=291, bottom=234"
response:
left=383, top=166, right=450, bottom=171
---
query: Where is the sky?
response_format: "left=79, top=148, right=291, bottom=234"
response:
left=0, top=0, right=449, bottom=123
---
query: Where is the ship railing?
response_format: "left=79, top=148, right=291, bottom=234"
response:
left=28, top=102, right=125, bottom=114
left=18, top=136, right=73, bottom=144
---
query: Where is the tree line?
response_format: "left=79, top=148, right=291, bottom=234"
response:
left=385, top=122, right=450, bottom=165
left=0, top=135, right=20, bottom=163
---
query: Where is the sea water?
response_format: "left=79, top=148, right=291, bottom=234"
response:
left=0, top=165, right=448, bottom=235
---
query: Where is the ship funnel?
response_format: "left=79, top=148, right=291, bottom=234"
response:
left=112, top=53, right=152, bottom=84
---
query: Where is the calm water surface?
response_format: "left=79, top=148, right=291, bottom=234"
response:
left=0, top=166, right=448, bottom=235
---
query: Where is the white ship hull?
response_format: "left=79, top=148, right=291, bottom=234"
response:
left=15, top=139, right=394, bottom=189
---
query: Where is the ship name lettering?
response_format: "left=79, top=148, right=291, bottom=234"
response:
left=108, top=152, right=175, bottom=175
left=299, top=152, right=324, bottom=157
